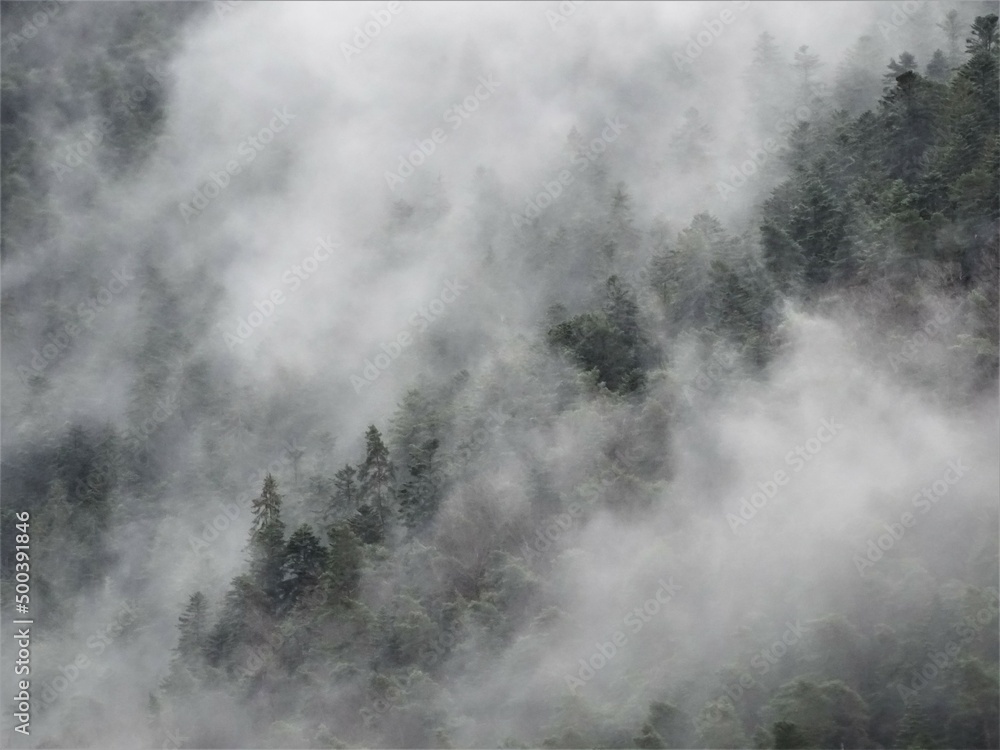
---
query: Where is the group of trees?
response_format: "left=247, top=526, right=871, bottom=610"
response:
left=1, top=4, right=997, bottom=748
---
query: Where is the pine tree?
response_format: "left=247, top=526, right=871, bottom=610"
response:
left=835, top=35, right=884, bottom=115
left=602, top=182, right=641, bottom=272
left=324, top=521, right=362, bottom=601
left=176, top=591, right=209, bottom=663
left=886, top=52, right=919, bottom=83
left=747, top=31, right=793, bottom=130
left=397, top=436, right=442, bottom=532
left=669, top=109, right=712, bottom=174
left=348, top=504, right=384, bottom=545
left=761, top=219, right=806, bottom=291
left=251, top=473, right=283, bottom=533
left=390, top=389, right=443, bottom=519
left=331, top=464, right=359, bottom=518
left=249, top=474, right=286, bottom=603
left=926, top=49, right=951, bottom=83
left=879, top=69, right=945, bottom=184
left=161, top=591, right=209, bottom=695
left=281, top=524, right=326, bottom=606
left=966, top=14, right=999, bottom=57
left=789, top=164, right=847, bottom=285
left=205, top=574, right=271, bottom=671
left=939, top=9, right=962, bottom=66
left=358, top=425, right=394, bottom=536
left=896, top=693, right=934, bottom=749
left=793, top=45, right=822, bottom=107
left=957, top=15, right=999, bottom=127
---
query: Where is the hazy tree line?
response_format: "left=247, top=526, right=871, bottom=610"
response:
left=1, top=3, right=997, bottom=748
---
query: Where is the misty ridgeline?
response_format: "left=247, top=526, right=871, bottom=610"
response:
left=0, top=1, right=998, bottom=748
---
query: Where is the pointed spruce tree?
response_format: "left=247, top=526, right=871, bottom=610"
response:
left=249, top=473, right=286, bottom=604
left=161, top=591, right=209, bottom=695
left=281, top=524, right=327, bottom=607
left=358, top=425, right=394, bottom=537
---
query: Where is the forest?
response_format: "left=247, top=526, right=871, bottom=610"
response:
left=0, top=2, right=998, bottom=748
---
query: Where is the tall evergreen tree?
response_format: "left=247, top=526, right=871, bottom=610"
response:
left=330, top=463, right=359, bottom=518
left=926, top=49, right=951, bottom=83
left=939, top=9, right=962, bottom=66
left=323, top=521, right=362, bottom=601
left=161, top=591, right=210, bottom=695
left=281, top=524, right=327, bottom=606
left=249, top=474, right=286, bottom=603
left=358, top=426, right=394, bottom=536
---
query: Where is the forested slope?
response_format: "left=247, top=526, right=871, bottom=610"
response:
left=1, top=3, right=997, bottom=748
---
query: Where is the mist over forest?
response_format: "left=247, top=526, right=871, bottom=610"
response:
left=1, top=2, right=998, bottom=748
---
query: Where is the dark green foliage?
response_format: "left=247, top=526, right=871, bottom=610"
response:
left=205, top=574, right=272, bottom=671
left=926, top=50, right=951, bottom=83
left=176, top=591, right=210, bottom=662
left=281, top=524, right=327, bottom=607
left=162, top=592, right=210, bottom=695
left=358, top=425, right=394, bottom=535
left=772, top=720, right=810, bottom=749
left=249, top=474, right=286, bottom=604
left=708, top=254, right=778, bottom=366
left=350, top=503, right=386, bottom=545
left=391, top=390, right=444, bottom=531
left=1, top=11, right=997, bottom=750
left=323, top=521, right=362, bottom=601
left=547, top=276, right=654, bottom=393
left=764, top=678, right=871, bottom=749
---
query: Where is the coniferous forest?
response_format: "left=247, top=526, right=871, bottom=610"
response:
left=1, top=2, right=998, bottom=748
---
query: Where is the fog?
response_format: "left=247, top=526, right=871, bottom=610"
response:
left=1, top=1, right=997, bottom=748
